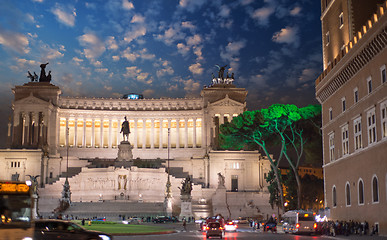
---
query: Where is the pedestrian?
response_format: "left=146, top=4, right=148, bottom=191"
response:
left=183, top=218, right=187, bottom=231
left=81, top=218, right=85, bottom=226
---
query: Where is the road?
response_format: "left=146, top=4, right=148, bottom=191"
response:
left=114, top=223, right=387, bottom=240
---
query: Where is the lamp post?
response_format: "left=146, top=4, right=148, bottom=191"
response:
left=164, top=128, right=172, bottom=216
left=61, top=127, right=71, bottom=206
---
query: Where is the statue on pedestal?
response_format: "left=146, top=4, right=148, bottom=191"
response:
left=179, top=176, right=192, bottom=196
left=218, top=172, right=225, bottom=188
left=120, top=116, right=130, bottom=142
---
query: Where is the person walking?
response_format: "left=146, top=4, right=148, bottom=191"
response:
left=183, top=218, right=187, bottom=231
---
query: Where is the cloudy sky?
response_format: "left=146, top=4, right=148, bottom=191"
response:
left=0, top=0, right=322, bottom=139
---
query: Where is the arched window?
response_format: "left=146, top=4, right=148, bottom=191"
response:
left=346, top=182, right=351, bottom=206
left=358, top=179, right=364, bottom=205
left=372, top=176, right=379, bottom=203
left=332, top=186, right=337, bottom=207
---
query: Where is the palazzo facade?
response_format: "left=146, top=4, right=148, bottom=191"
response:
left=316, top=0, right=387, bottom=235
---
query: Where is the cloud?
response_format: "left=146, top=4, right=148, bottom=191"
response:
left=123, top=66, right=151, bottom=84
left=96, top=68, right=108, bottom=73
left=0, top=29, right=29, bottom=54
left=181, top=21, right=196, bottom=31
left=78, top=33, right=106, bottom=60
left=182, top=78, right=201, bottom=92
left=179, top=0, right=206, bottom=12
left=51, top=4, right=76, bottom=27
left=104, top=85, right=112, bottom=91
left=106, top=36, right=118, bottom=50
left=188, top=63, right=204, bottom=75
left=142, top=89, right=155, bottom=97
left=42, top=44, right=65, bottom=60
left=290, top=6, right=301, bottom=16
left=220, top=40, right=246, bottom=73
left=156, top=60, right=174, bottom=78
left=124, top=25, right=146, bottom=43
left=298, top=68, right=318, bottom=83
left=122, top=47, right=137, bottom=61
left=122, top=0, right=134, bottom=10
left=156, top=24, right=185, bottom=45
left=251, top=6, right=275, bottom=26
left=112, top=55, right=120, bottom=61
left=177, top=43, right=190, bottom=56
left=187, top=34, right=202, bottom=46
left=272, top=26, right=299, bottom=47
left=219, top=5, right=231, bottom=18
left=131, top=14, right=145, bottom=23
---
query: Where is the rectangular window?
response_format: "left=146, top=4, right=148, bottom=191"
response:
left=354, top=88, right=358, bottom=103
left=354, top=117, right=362, bottom=150
left=342, top=125, right=349, bottom=156
left=329, top=133, right=335, bottom=161
left=367, top=108, right=377, bottom=144
left=339, top=12, right=344, bottom=28
left=367, top=77, right=372, bottom=94
left=381, top=65, right=386, bottom=84
left=342, top=98, right=346, bottom=112
left=381, top=100, right=387, bottom=138
left=326, top=32, right=330, bottom=46
left=329, top=108, right=333, bottom=121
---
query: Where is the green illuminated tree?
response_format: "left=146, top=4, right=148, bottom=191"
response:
left=261, top=104, right=321, bottom=209
left=220, top=104, right=321, bottom=211
left=220, top=110, right=286, bottom=213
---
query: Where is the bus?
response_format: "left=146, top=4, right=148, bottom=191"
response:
left=282, top=210, right=317, bottom=235
left=0, top=181, right=34, bottom=240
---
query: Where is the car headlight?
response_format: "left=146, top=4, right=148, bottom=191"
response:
left=22, top=238, right=33, bottom=240
left=99, top=235, right=111, bottom=240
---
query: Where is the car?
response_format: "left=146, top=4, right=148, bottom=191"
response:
left=224, top=221, right=238, bottom=232
left=92, top=217, right=106, bottom=222
left=129, top=217, right=142, bottom=224
left=152, top=216, right=178, bottom=223
left=283, top=222, right=296, bottom=234
left=34, top=219, right=113, bottom=240
left=264, top=222, right=277, bottom=233
left=206, top=222, right=224, bottom=239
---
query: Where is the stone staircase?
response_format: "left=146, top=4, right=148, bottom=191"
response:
left=63, top=202, right=165, bottom=220
left=46, top=167, right=83, bottom=185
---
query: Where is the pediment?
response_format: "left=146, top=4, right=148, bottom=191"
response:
left=209, top=94, right=243, bottom=107
left=14, top=94, right=50, bottom=106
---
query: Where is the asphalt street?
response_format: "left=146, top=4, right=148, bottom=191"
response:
left=113, top=223, right=387, bottom=240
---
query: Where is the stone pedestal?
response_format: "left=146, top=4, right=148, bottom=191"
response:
left=117, top=141, right=133, bottom=161
left=32, top=193, right=39, bottom=219
left=179, top=194, right=193, bottom=220
left=211, top=187, right=229, bottom=218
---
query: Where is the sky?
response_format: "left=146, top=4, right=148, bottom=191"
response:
left=0, top=0, right=322, bottom=145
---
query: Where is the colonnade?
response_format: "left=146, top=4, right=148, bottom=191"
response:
left=59, top=117, right=202, bottom=149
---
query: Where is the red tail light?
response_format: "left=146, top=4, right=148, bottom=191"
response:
left=206, top=226, right=209, bottom=230
left=296, top=223, right=300, bottom=229
left=220, top=227, right=224, bottom=230
left=313, top=223, right=317, bottom=229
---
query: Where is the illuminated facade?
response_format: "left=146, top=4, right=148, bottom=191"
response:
left=316, top=0, right=387, bottom=235
left=0, top=74, right=275, bottom=219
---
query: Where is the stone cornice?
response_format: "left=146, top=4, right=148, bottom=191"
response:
left=316, top=26, right=387, bottom=103
left=58, top=96, right=204, bottom=111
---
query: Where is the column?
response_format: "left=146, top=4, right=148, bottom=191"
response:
left=142, top=119, right=146, bottom=149
left=20, top=113, right=25, bottom=146
left=100, top=118, right=103, bottom=148
left=83, top=119, right=86, bottom=147
left=65, top=118, right=69, bottom=147
left=151, top=119, right=155, bottom=149
left=74, top=117, right=78, bottom=147
left=159, top=118, right=163, bottom=149
left=193, top=118, right=197, bottom=148
left=184, top=118, right=188, bottom=148
left=176, top=118, right=180, bottom=149
left=109, top=119, right=112, bottom=148
left=91, top=119, right=95, bottom=147
left=134, top=119, right=138, bottom=148
left=168, top=119, right=171, bottom=149
left=25, top=113, right=30, bottom=146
